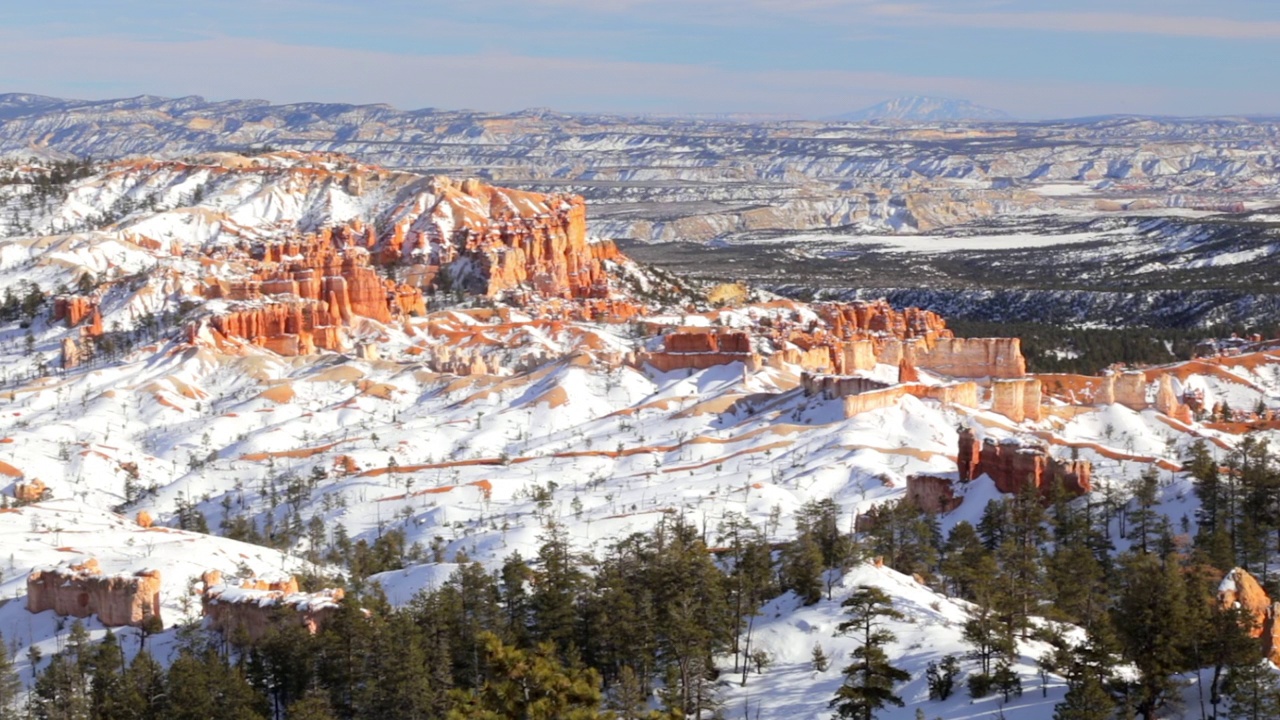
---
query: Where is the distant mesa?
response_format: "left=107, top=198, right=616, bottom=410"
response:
left=833, top=96, right=1012, bottom=123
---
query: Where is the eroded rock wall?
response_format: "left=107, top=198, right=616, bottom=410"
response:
left=26, top=558, right=162, bottom=628
left=957, top=428, right=1091, bottom=498
left=200, top=572, right=342, bottom=644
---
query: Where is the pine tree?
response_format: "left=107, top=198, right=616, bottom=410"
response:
left=780, top=533, right=824, bottom=605
left=606, top=665, right=652, bottom=720
left=1112, top=552, right=1189, bottom=720
left=811, top=643, right=831, bottom=673
left=1223, top=659, right=1280, bottom=720
left=1054, top=666, right=1116, bottom=720
left=1129, top=468, right=1162, bottom=555
left=446, top=632, right=607, bottom=720
left=121, top=651, right=165, bottom=720
left=831, top=586, right=910, bottom=720
left=531, top=522, right=586, bottom=654
left=940, top=521, right=991, bottom=601
left=994, top=485, right=1047, bottom=640
left=0, top=632, right=18, bottom=720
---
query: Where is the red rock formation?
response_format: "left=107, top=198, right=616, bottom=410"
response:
left=898, top=358, right=919, bottom=383
left=1154, top=374, right=1194, bottom=424
left=381, top=178, right=617, bottom=300
left=1218, top=567, right=1280, bottom=665
left=991, top=378, right=1042, bottom=423
left=802, top=372, right=891, bottom=399
left=642, top=329, right=760, bottom=373
left=53, top=296, right=95, bottom=327
left=26, top=558, right=162, bottom=628
left=13, top=478, right=47, bottom=503
left=889, top=337, right=1026, bottom=379
left=61, top=337, right=82, bottom=369
left=199, top=301, right=344, bottom=356
left=906, top=475, right=963, bottom=514
left=818, top=301, right=950, bottom=344
left=957, top=428, right=1091, bottom=498
left=201, top=572, right=343, bottom=644
left=1113, top=371, right=1149, bottom=411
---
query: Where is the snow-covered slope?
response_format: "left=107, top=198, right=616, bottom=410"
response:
left=833, top=96, right=1012, bottom=123
left=1, top=155, right=1279, bottom=717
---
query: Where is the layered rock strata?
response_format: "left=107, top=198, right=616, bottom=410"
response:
left=958, top=428, right=1091, bottom=497
left=200, top=571, right=343, bottom=643
left=991, top=378, right=1043, bottom=423
left=906, top=475, right=963, bottom=514
left=27, top=558, right=162, bottom=627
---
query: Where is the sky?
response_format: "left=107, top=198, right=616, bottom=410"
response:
left=1, top=0, right=1278, bottom=119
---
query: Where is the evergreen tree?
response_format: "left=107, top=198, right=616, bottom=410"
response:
left=1223, top=659, right=1280, bottom=720
left=830, top=586, right=910, bottom=720
left=121, top=651, right=166, bottom=720
left=0, top=632, right=18, bottom=720
left=1054, top=666, right=1116, bottom=720
left=88, top=631, right=129, bottom=720
left=1112, top=552, right=1189, bottom=720
left=1129, top=468, right=1162, bottom=555
left=994, top=485, right=1047, bottom=640
left=446, top=632, right=607, bottom=720
left=531, top=522, right=587, bottom=654
left=165, top=647, right=268, bottom=720
left=940, top=521, right=991, bottom=601
left=780, top=533, right=825, bottom=605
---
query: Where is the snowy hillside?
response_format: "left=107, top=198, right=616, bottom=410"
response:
left=1, top=154, right=1279, bottom=719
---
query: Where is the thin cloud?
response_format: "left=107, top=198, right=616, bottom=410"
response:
left=0, top=31, right=1180, bottom=118
left=872, top=5, right=1280, bottom=40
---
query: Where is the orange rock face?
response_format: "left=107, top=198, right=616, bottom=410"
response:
left=802, top=372, right=892, bottom=399
left=201, top=573, right=343, bottom=644
left=906, top=475, right=963, bottom=514
left=886, top=337, right=1027, bottom=379
left=1218, top=567, right=1280, bottom=665
left=27, top=558, right=162, bottom=628
left=53, top=296, right=96, bottom=328
left=643, top=328, right=760, bottom=373
left=991, top=378, right=1043, bottom=423
left=958, top=428, right=1091, bottom=498
left=13, top=478, right=47, bottom=503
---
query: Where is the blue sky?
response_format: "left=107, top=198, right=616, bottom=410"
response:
left=2, top=0, right=1278, bottom=118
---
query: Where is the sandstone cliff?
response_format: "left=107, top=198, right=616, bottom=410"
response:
left=27, top=558, right=162, bottom=628
left=958, top=428, right=1091, bottom=498
left=201, top=571, right=343, bottom=644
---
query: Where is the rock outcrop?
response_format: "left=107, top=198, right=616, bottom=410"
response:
left=839, top=382, right=978, bottom=418
left=200, top=571, right=343, bottom=644
left=802, top=373, right=891, bottom=399
left=880, top=337, right=1026, bottom=379
left=12, top=478, right=47, bottom=503
left=957, top=428, right=1091, bottom=498
left=642, top=329, right=760, bottom=373
left=26, top=558, right=162, bottom=628
left=906, top=475, right=963, bottom=514
left=991, top=378, right=1043, bottom=423
left=1218, top=567, right=1280, bottom=665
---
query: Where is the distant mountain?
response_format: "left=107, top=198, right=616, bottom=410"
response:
left=834, top=96, right=1012, bottom=122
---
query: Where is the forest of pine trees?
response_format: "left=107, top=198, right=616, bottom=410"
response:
left=6, top=438, right=1280, bottom=719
